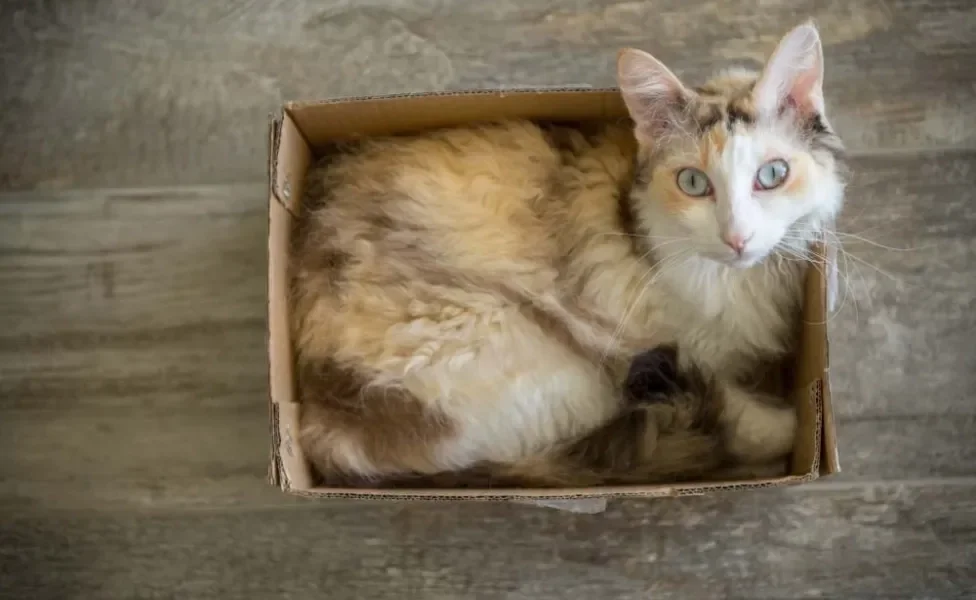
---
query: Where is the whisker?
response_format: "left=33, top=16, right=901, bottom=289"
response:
left=837, top=243, right=867, bottom=324
left=829, top=243, right=905, bottom=287
left=833, top=242, right=860, bottom=324
left=593, top=231, right=689, bottom=241
left=830, top=231, right=928, bottom=253
left=780, top=229, right=926, bottom=253
left=598, top=248, right=691, bottom=365
left=771, top=240, right=856, bottom=327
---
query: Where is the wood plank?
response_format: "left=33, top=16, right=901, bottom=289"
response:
left=2, top=484, right=974, bottom=599
left=2, top=0, right=974, bottom=190
left=0, top=185, right=264, bottom=342
left=0, top=151, right=974, bottom=510
left=828, top=150, right=976, bottom=417
left=1, top=408, right=972, bottom=512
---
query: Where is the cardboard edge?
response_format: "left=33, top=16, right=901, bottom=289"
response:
left=268, top=112, right=289, bottom=213
left=267, top=112, right=316, bottom=492
left=283, top=86, right=621, bottom=110
left=813, top=238, right=839, bottom=476
left=820, top=314, right=840, bottom=474
left=267, top=115, right=288, bottom=490
left=810, top=379, right=824, bottom=477
left=282, top=473, right=820, bottom=502
left=269, top=111, right=312, bottom=216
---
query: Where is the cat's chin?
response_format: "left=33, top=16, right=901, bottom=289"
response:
left=703, top=252, right=765, bottom=270
left=728, top=254, right=764, bottom=269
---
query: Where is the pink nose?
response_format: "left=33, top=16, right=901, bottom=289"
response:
left=722, top=232, right=752, bottom=255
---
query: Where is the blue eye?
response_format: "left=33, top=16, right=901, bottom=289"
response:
left=755, top=159, right=790, bottom=190
left=676, top=168, right=713, bottom=197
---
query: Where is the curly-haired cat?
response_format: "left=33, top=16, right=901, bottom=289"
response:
left=291, top=22, right=845, bottom=486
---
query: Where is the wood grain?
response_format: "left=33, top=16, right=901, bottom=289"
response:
left=1, top=411, right=972, bottom=512
left=828, top=151, right=976, bottom=417
left=1, top=153, right=974, bottom=511
left=2, top=0, right=975, bottom=190
left=2, top=484, right=974, bottom=599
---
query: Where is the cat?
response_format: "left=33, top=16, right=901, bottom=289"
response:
left=290, top=22, right=845, bottom=487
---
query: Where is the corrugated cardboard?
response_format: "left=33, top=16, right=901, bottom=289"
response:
left=266, top=89, right=840, bottom=500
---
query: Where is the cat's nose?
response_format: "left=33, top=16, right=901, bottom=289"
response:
left=722, top=232, right=753, bottom=255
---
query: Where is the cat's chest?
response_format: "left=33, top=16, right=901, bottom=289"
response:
left=654, top=268, right=801, bottom=377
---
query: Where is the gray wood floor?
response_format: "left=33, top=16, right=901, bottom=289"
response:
left=1, top=1, right=974, bottom=598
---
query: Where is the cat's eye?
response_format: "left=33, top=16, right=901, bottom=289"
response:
left=676, top=168, right=713, bottom=197
left=755, top=159, right=790, bottom=190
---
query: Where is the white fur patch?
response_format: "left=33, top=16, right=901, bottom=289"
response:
left=382, top=306, right=619, bottom=470
left=720, top=385, right=797, bottom=463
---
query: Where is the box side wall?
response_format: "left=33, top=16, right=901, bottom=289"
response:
left=267, top=118, right=282, bottom=487
left=788, top=244, right=833, bottom=477
left=268, top=113, right=315, bottom=491
left=287, top=89, right=628, bottom=149
left=293, top=473, right=818, bottom=500
left=820, top=272, right=840, bottom=474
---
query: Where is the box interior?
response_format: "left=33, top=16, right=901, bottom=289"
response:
left=267, top=89, right=838, bottom=499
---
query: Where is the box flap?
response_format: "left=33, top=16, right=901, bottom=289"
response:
left=286, top=89, right=628, bottom=148
left=267, top=118, right=285, bottom=487
left=787, top=242, right=838, bottom=477
left=270, top=111, right=311, bottom=215
left=296, top=474, right=824, bottom=501
left=820, top=243, right=840, bottom=475
left=267, top=114, right=316, bottom=491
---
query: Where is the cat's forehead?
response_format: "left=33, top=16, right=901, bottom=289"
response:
left=690, top=69, right=762, bottom=133
left=651, top=69, right=791, bottom=168
left=694, top=68, right=760, bottom=98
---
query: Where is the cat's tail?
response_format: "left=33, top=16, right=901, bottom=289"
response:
left=461, top=351, right=728, bottom=488
left=389, top=346, right=797, bottom=489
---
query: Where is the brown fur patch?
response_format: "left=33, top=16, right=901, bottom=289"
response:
left=694, top=102, right=723, bottom=132
left=374, top=347, right=733, bottom=489
left=404, top=347, right=731, bottom=489
left=298, top=359, right=455, bottom=479
left=725, top=94, right=757, bottom=126
left=556, top=347, right=730, bottom=484
left=565, top=407, right=654, bottom=472
left=615, top=176, right=641, bottom=251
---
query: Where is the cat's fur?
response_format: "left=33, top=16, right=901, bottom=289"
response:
left=291, top=23, right=845, bottom=486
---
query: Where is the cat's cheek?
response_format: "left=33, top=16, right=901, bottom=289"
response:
left=680, top=203, right=722, bottom=247
left=754, top=201, right=798, bottom=236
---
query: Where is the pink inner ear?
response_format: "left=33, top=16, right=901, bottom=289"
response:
left=791, top=69, right=822, bottom=115
left=770, top=70, right=822, bottom=118
left=755, top=24, right=825, bottom=118
left=616, top=49, right=692, bottom=145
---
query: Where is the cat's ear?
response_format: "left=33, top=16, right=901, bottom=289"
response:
left=617, top=49, right=692, bottom=144
left=753, top=21, right=825, bottom=118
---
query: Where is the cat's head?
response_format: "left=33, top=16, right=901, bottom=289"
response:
left=618, top=22, right=845, bottom=268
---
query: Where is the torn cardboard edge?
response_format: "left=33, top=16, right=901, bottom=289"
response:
left=265, top=87, right=840, bottom=501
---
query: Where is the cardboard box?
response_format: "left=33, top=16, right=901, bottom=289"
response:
left=267, top=89, right=840, bottom=500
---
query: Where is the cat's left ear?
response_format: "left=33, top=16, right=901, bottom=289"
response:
left=753, top=21, right=825, bottom=118
left=617, top=48, right=694, bottom=144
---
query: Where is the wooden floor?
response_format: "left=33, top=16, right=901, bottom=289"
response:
left=2, top=1, right=975, bottom=598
